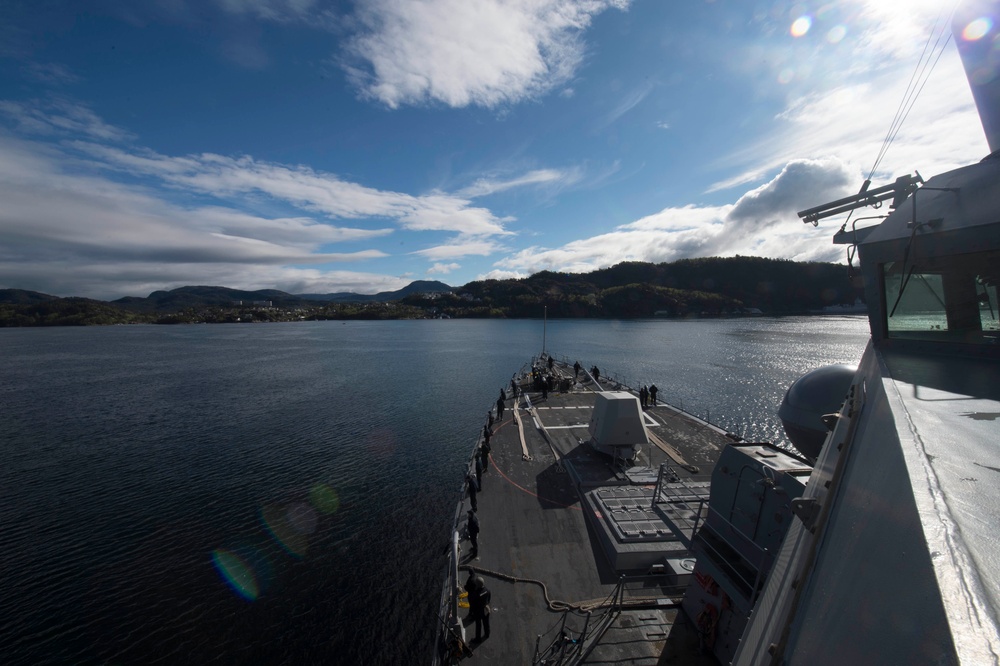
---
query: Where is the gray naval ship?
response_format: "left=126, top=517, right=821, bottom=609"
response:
left=434, top=3, right=1000, bottom=663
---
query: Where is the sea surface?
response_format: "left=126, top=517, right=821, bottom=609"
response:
left=0, top=316, right=869, bottom=665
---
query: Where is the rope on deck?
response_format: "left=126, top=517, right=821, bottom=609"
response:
left=513, top=393, right=532, bottom=461
left=459, top=564, right=675, bottom=614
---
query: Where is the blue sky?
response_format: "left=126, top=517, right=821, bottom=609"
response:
left=0, top=0, right=991, bottom=299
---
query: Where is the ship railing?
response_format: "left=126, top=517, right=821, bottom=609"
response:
left=433, top=424, right=490, bottom=665
left=651, top=464, right=712, bottom=548
left=694, top=506, right=771, bottom=605
left=543, top=354, right=742, bottom=438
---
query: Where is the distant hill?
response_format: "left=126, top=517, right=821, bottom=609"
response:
left=296, top=280, right=453, bottom=303
left=403, top=257, right=864, bottom=318
left=0, top=295, right=149, bottom=326
left=0, top=288, right=60, bottom=305
left=107, top=281, right=453, bottom=312
left=2, top=260, right=863, bottom=324
left=112, top=286, right=315, bottom=312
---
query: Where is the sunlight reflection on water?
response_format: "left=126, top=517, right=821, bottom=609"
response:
left=0, top=316, right=869, bottom=664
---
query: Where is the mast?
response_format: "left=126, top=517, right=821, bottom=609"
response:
left=542, top=305, right=547, bottom=354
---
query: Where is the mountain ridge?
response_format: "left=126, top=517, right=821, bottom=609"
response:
left=1, top=258, right=865, bottom=325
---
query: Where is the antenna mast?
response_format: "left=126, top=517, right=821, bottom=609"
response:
left=542, top=306, right=547, bottom=354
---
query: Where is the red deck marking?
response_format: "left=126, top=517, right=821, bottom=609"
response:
left=487, top=451, right=583, bottom=512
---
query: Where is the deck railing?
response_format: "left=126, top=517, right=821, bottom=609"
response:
left=543, top=353, right=743, bottom=438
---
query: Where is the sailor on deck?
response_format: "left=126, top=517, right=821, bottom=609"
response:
left=467, top=472, right=479, bottom=512
left=466, top=509, right=480, bottom=559
left=467, top=575, right=491, bottom=642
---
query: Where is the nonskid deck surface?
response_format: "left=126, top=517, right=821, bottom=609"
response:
left=451, top=363, right=735, bottom=664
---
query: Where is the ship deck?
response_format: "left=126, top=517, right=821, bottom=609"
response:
left=439, top=357, right=739, bottom=665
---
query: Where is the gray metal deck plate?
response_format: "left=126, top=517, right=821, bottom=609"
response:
left=591, top=484, right=711, bottom=544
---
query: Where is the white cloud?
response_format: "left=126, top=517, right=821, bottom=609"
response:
left=216, top=0, right=318, bottom=21
left=457, top=167, right=581, bottom=197
left=0, top=98, right=135, bottom=143
left=73, top=142, right=512, bottom=235
left=427, top=262, right=461, bottom=275
left=477, top=268, right=528, bottom=281
left=25, top=62, right=82, bottom=86
left=344, top=0, right=631, bottom=109
left=412, top=238, right=502, bottom=260
left=727, top=158, right=858, bottom=229
left=0, top=131, right=411, bottom=299
left=598, top=81, right=654, bottom=128
left=708, top=2, right=986, bottom=196
left=0, top=99, right=537, bottom=298
left=489, top=160, right=860, bottom=277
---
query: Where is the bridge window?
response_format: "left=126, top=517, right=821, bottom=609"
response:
left=882, top=249, right=999, bottom=344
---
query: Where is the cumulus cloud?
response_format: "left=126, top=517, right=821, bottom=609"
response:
left=727, top=158, right=858, bottom=230
left=427, top=262, right=461, bottom=275
left=343, top=0, right=631, bottom=109
left=486, top=159, right=860, bottom=279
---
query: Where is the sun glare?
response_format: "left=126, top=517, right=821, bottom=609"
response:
left=791, top=16, right=812, bottom=37
left=962, top=17, right=993, bottom=41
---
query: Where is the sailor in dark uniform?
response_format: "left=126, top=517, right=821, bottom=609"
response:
left=467, top=575, right=491, bottom=642
left=466, top=509, right=480, bottom=558
left=467, top=472, right=479, bottom=512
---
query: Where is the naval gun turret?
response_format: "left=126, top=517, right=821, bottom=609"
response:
left=587, top=391, right=648, bottom=462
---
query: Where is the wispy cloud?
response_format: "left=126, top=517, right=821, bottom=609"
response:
left=412, top=238, right=502, bottom=261
left=215, top=0, right=320, bottom=22
left=72, top=142, right=512, bottom=235
left=457, top=167, right=581, bottom=198
left=0, top=100, right=523, bottom=298
left=24, top=62, right=82, bottom=86
left=343, top=0, right=631, bottom=109
left=706, top=1, right=984, bottom=194
left=0, top=98, right=135, bottom=143
left=0, top=136, right=394, bottom=299
left=598, top=81, right=654, bottom=129
left=707, top=55, right=983, bottom=194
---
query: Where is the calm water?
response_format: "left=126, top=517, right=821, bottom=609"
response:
left=0, top=317, right=868, bottom=664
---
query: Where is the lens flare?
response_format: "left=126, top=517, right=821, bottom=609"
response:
left=963, top=18, right=993, bottom=41
left=791, top=16, right=812, bottom=38
left=261, top=504, right=312, bottom=557
left=212, top=549, right=259, bottom=601
left=309, top=483, right=341, bottom=515
left=826, top=25, right=847, bottom=44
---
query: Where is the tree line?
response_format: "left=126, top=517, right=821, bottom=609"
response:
left=0, top=256, right=863, bottom=326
